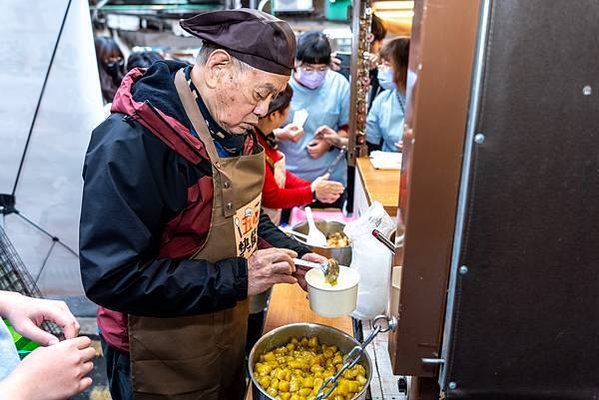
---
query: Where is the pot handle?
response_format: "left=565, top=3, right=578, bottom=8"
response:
left=315, top=315, right=398, bottom=399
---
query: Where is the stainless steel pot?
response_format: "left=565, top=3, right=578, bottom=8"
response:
left=248, top=323, right=372, bottom=400
left=292, top=220, right=352, bottom=266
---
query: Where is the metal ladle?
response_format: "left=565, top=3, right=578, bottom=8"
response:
left=294, top=257, right=340, bottom=285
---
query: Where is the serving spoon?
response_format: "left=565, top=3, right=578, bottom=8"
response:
left=294, top=257, right=340, bottom=285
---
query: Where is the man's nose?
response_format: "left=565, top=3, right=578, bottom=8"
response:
left=254, top=98, right=271, bottom=117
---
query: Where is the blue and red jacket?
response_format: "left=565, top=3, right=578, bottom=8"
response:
left=79, top=61, right=308, bottom=352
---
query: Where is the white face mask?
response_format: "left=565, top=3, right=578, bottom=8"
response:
left=297, top=69, right=327, bottom=89
left=377, top=65, right=396, bottom=91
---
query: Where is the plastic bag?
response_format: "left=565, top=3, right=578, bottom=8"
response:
left=344, top=202, right=395, bottom=319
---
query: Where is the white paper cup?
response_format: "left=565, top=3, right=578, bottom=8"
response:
left=305, top=266, right=360, bottom=317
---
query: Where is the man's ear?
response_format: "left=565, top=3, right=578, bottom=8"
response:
left=204, top=49, right=234, bottom=89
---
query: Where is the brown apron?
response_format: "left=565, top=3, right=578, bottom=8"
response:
left=128, top=69, right=265, bottom=400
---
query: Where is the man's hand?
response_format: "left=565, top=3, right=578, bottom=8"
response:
left=314, top=126, right=349, bottom=148
left=394, top=140, right=403, bottom=151
left=294, top=253, right=328, bottom=291
left=306, top=139, right=331, bottom=159
left=311, top=174, right=345, bottom=204
left=0, top=336, right=95, bottom=400
left=0, top=291, right=79, bottom=345
left=274, top=123, right=304, bottom=143
left=247, top=248, right=298, bottom=296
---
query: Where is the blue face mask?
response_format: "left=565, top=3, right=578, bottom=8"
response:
left=298, top=69, right=327, bottom=89
left=377, top=66, right=396, bottom=91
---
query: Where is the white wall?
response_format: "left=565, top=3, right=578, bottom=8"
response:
left=0, top=0, right=104, bottom=296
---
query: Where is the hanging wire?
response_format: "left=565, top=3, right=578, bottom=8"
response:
left=11, top=0, right=73, bottom=196
left=34, top=240, right=57, bottom=285
left=13, top=212, right=78, bottom=258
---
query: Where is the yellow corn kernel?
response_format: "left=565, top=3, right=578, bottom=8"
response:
left=258, top=376, right=271, bottom=389
left=356, top=374, right=367, bottom=386
left=336, top=380, right=349, bottom=396
left=267, top=387, right=278, bottom=397
left=355, top=365, right=366, bottom=376
left=347, top=380, right=360, bottom=393
left=279, top=380, right=290, bottom=392
left=289, top=377, right=300, bottom=392
left=311, top=365, right=324, bottom=373
left=302, top=376, right=314, bottom=388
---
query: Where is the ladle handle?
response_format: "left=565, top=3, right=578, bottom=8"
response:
left=293, top=258, right=322, bottom=269
left=305, top=207, right=317, bottom=229
left=372, top=229, right=396, bottom=253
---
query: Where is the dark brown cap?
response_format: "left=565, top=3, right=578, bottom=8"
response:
left=180, top=9, right=296, bottom=76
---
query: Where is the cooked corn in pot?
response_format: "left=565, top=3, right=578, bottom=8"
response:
left=253, top=336, right=367, bottom=400
left=326, top=232, right=350, bottom=248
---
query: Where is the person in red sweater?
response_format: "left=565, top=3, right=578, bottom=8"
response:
left=254, top=85, right=344, bottom=225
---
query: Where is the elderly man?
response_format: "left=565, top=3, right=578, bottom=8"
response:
left=79, top=9, right=323, bottom=400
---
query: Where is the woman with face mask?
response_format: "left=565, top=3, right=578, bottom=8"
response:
left=366, top=37, right=410, bottom=153
left=277, top=31, right=350, bottom=209
left=94, top=36, right=125, bottom=104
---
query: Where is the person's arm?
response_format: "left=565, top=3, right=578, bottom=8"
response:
left=80, top=117, right=247, bottom=317
left=262, top=167, right=313, bottom=210
left=315, top=77, right=351, bottom=149
left=365, top=95, right=383, bottom=151
left=284, top=170, right=312, bottom=190
left=258, top=212, right=310, bottom=257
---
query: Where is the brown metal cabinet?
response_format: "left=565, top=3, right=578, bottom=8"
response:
left=391, top=1, right=599, bottom=399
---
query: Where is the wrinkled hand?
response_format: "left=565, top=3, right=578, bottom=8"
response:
left=0, top=291, right=79, bottom=345
left=394, top=140, right=403, bottom=151
left=330, top=52, right=342, bottom=72
left=0, top=336, right=95, bottom=400
left=274, top=123, right=304, bottom=143
left=306, top=139, right=331, bottom=159
left=294, top=253, right=329, bottom=291
left=248, top=248, right=298, bottom=296
left=311, top=174, right=345, bottom=204
left=314, top=126, right=348, bottom=148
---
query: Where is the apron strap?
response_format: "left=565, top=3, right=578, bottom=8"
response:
left=174, top=69, right=236, bottom=217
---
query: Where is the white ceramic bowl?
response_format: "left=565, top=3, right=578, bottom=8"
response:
left=305, top=265, right=360, bottom=317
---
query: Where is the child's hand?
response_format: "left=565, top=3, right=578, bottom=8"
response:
left=0, top=336, right=95, bottom=400
left=1, top=291, right=79, bottom=345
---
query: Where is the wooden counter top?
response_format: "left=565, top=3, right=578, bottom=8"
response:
left=263, top=283, right=352, bottom=335
left=355, top=157, right=401, bottom=216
